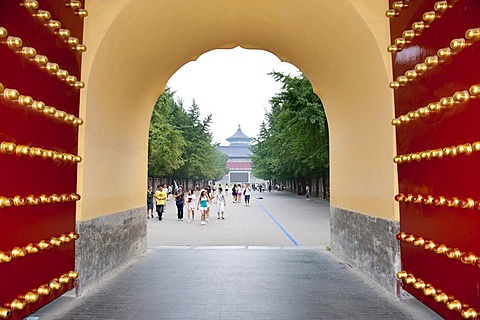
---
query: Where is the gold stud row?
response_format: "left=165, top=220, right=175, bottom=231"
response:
left=395, top=193, right=477, bottom=210
left=391, top=83, right=480, bottom=125
left=0, top=193, right=81, bottom=209
left=387, top=1, right=459, bottom=52
left=397, top=231, right=479, bottom=266
left=394, top=141, right=480, bottom=164
left=64, top=0, right=88, bottom=17
left=0, top=82, right=84, bottom=126
left=0, top=27, right=85, bottom=89
left=0, top=232, right=79, bottom=264
left=397, top=271, right=478, bottom=319
left=21, top=0, right=87, bottom=53
left=385, top=1, right=410, bottom=19
left=390, top=28, right=480, bottom=88
left=0, top=270, right=79, bottom=317
left=22, top=0, right=88, bottom=18
left=0, top=141, right=82, bottom=164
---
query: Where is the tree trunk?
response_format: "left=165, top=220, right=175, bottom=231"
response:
left=322, top=167, right=329, bottom=199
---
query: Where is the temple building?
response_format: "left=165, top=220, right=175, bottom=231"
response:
left=218, top=125, right=253, bottom=184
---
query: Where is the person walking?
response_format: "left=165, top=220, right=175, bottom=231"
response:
left=232, top=184, right=237, bottom=203
left=162, top=184, right=169, bottom=201
left=174, top=187, right=185, bottom=220
left=186, top=189, right=196, bottom=222
left=237, top=185, right=243, bottom=204
left=306, top=184, right=310, bottom=201
left=197, top=189, right=209, bottom=226
left=205, top=186, right=214, bottom=222
left=215, top=187, right=227, bottom=219
left=147, top=186, right=154, bottom=219
left=243, top=184, right=252, bottom=206
left=154, top=184, right=167, bottom=221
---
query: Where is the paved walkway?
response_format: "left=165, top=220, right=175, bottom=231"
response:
left=147, top=191, right=330, bottom=247
left=30, top=191, right=441, bottom=320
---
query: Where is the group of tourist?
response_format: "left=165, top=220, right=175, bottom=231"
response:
left=146, top=183, right=253, bottom=226
left=230, top=183, right=252, bottom=206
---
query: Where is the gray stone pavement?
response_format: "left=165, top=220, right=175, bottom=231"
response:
left=147, top=191, right=330, bottom=248
left=30, top=191, right=442, bottom=320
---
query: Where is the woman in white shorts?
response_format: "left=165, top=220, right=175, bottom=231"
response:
left=186, top=189, right=196, bottom=222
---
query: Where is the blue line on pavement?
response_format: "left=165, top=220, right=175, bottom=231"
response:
left=255, top=200, right=299, bottom=246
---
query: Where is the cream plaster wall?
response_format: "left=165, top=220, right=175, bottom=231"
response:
left=77, top=0, right=398, bottom=221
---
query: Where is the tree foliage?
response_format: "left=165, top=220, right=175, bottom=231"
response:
left=148, top=88, right=228, bottom=181
left=251, top=72, right=329, bottom=181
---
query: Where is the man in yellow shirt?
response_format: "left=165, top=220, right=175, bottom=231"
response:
left=154, top=184, right=167, bottom=221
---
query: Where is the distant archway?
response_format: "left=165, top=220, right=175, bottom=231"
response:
left=79, top=0, right=395, bottom=221
left=75, top=0, right=397, bottom=294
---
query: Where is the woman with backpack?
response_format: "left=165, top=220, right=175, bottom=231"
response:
left=243, top=184, right=252, bottom=206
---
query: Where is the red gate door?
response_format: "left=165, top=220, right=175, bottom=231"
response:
left=388, top=0, right=480, bottom=319
left=0, top=1, right=86, bottom=318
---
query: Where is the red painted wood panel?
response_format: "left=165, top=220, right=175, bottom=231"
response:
left=389, top=0, right=480, bottom=319
left=0, top=0, right=85, bottom=318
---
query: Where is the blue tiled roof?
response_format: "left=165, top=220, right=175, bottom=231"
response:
left=227, top=129, right=251, bottom=141
left=218, top=146, right=252, bottom=158
left=226, top=125, right=252, bottom=146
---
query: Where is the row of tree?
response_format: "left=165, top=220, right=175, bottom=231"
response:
left=251, top=72, right=329, bottom=198
left=148, top=88, right=228, bottom=186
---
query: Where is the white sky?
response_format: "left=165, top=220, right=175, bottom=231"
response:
left=166, top=47, right=300, bottom=145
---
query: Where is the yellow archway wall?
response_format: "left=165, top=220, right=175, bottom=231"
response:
left=78, top=0, right=397, bottom=222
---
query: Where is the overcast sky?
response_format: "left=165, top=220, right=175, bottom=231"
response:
left=167, top=47, right=300, bottom=145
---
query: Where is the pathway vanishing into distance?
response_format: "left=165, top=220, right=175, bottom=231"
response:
left=147, top=190, right=330, bottom=248
left=31, top=191, right=441, bottom=320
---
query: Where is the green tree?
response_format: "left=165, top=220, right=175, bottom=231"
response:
left=177, top=100, right=227, bottom=181
left=251, top=72, right=329, bottom=197
left=148, top=88, right=185, bottom=178
left=148, top=91, right=227, bottom=184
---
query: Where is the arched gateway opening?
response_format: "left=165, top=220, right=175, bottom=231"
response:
left=77, top=0, right=397, bottom=295
left=3, top=0, right=479, bottom=317
left=1, top=0, right=406, bottom=318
